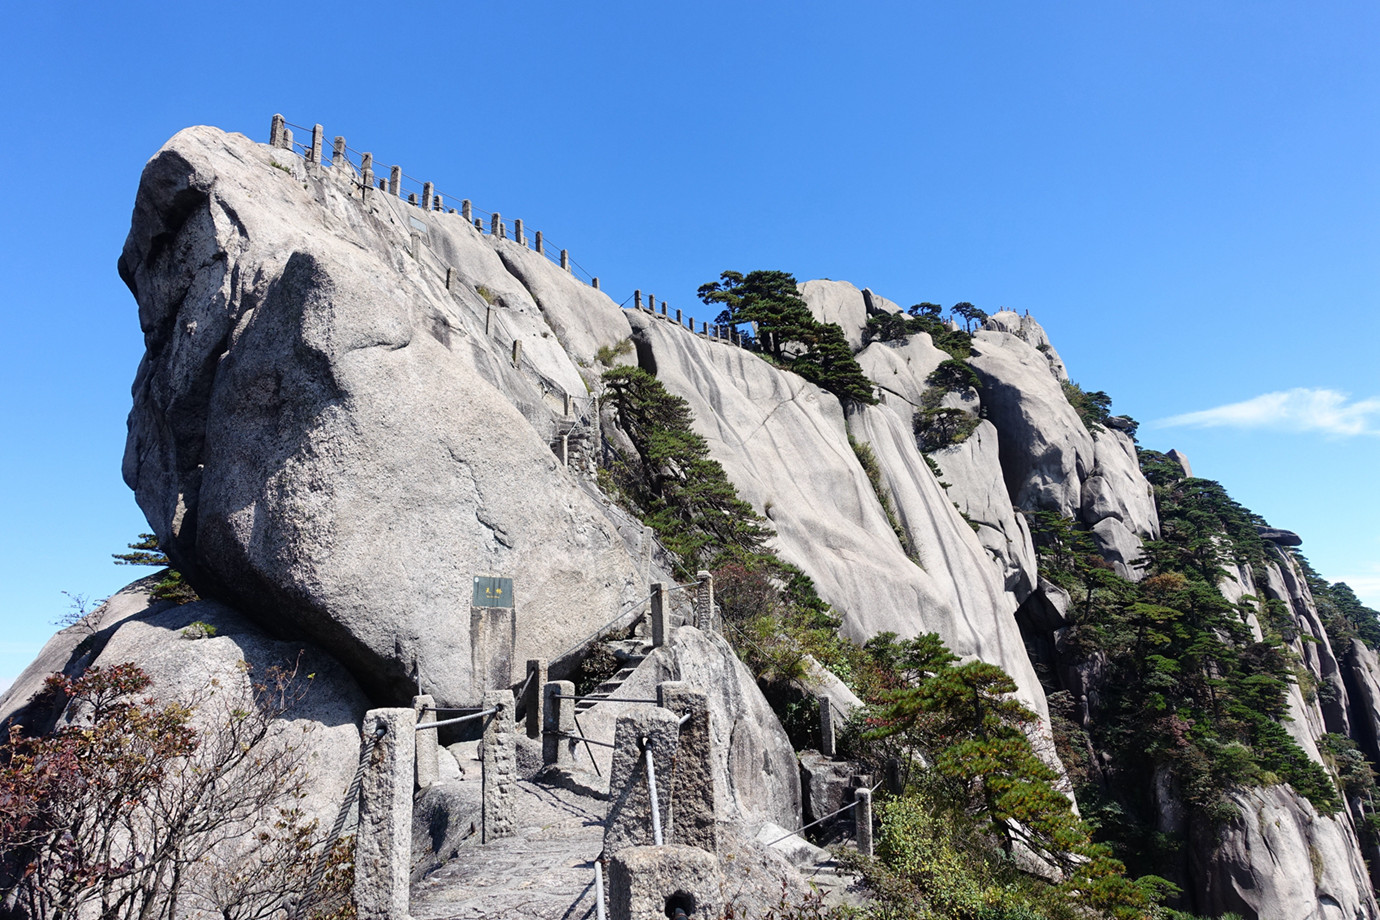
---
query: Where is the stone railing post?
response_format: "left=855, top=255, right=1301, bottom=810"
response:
left=491, top=212, right=502, bottom=238
left=421, top=182, right=433, bottom=211
left=695, top=570, right=715, bottom=632
left=461, top=199, right=472, bottom=222
left=542, top=680, right=575, bottom=767
left=604, top=707, right=680, bottom=855
left=661, top=301, right=667, bottom=316
left=650, top=582, right=668, bottom=648
left=609, top=846, right=723, bottom=920
left=675, top=308, right=682, bottom=325
left=481, top=690, right=516, bottom=842
left=332, top=135, right=346, bottom=164
left=818, top=694, right=835, bottom=758
left=354, top=708, right=415, bottom=920
left=388, top=165, right=401, bottom=197
left=592, top=277, right=600, bottom=290
left=270, top=113, right=285, bottom=148
left=511, top=340, right=522, bottom=368
left=854, top=787, right=873, bottom=855
left=308, top=124, right=323, bottom=164
left=535, top=230, right=543, bottom=254
left=658, top=682, right=718, bottom=851
left=559, top=434, right=569, bottom=466
left=633, top=290, right=642, bottom=311
left=560, top=249, right=569, bottom=271
left=282, top=127, right=294, bottom=151
left=514, top=218, right=525, bottom=245
left=648, top=294, right=656, bottom=314
left=434, top=194, right=443, bottom=211
left=525, top=659, right=547, bottom=740
left=413, top=694, right=438, bottom=788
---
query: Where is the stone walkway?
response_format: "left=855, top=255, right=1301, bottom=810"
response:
left=410, top=777, right=608, bottom=920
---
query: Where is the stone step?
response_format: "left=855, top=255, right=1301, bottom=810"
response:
left=573, top=660, right=647, bottom=712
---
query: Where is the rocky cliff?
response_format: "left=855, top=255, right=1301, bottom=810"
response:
left=3, top=122, right=1375, bottom=920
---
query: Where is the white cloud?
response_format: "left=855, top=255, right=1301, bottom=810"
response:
left=1155, top=388, right=1380, bottom=436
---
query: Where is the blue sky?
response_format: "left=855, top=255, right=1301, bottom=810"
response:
left=1, top=1, right=1376, bottom=691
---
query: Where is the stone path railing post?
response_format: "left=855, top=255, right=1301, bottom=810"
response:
left=535, top=230, right=543, bottom=254
left=270, top=113, right=285, bottom=148
left=354, top=708, right=415, bottom=920
left=514, top=218, right=525, bottom=245
left=634, top=290, right=642, bottom=311
left=650, top=582, right=668, bottom=648
left=388, top=165, right=401, bottom=197
left=695, top=570, right=715, bottom=632
left=657, top=682, right=718, bottom=851
left=604, top=707, right=680, bottom=855
left=818, top=694, right=835, bottom=758
left=414, top=694, right=439, bottom=788
left=560, top=249, right=569, bottom=271
left=422, top=182, right=433, bottom=211
left=854, top=787, right=873, bottom=855
left=542, top=680, right=575, bottom=767
left=308, top=124, right=323, bottom=164
left=609, top=846, right=723, bottom=920
left=592, top=277, right=600, bottom=290
left=525, top=659, right=547, bottom=740
left=482, top=689, right=516, bottom=842
left=462, top=199, right=472, bottom=222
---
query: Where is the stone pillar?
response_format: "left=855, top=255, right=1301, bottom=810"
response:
left=491, top=212, right=502, bottom=237
left=354, top=708, right=415, bottom=920
left=608, top=845, right=723, bottom=920
left=388, top=165, right=401, bottom=196
left=701, top=321, right=708, bottom=335
left=661, top=302, right=667, bottom=316
left=818, top=695, right=835, bottom=757
left=657, top=683, right=718, bottom=852
left=308, top=124, right=323, bottom=164
left=282, top=127, right=294, bottom=151
left=650, top=582, right=668, bottom=648
left=675, top=308, right=682, bottom=325
left=559, top=434, right=569, bottom=466
left=535, top=230, right=543, bottom=254
left=854, top=787, right=873, bottom=855
left=885, top=757, right=903, bottom=795
left=361, top=168, right=373, bottom=193
left=688, top=316, right=694, bottom=333
left=269, top=113, right=285, bottom=148
left=481, top=690, right=516, bottom=842
left=560, top=249, right=569, bottom=271
left=514, top=218, right=525, bottom=245
left=695, top=570, right=714, bottom=632
left=408, top=193, right=418, bottom=207
left=592, top=277, right=600, bottom=290
left=648, top=294, right=656, bottom=314
left=511, top=340, right=522, bottom=368
left=542, top=680, right=575, bottom=766
left=332, top=135, right=346, bottom=164
left=461, top=199, right=472, bottom=222
left=421, top=182, right=433, bottom=211
left=604, top=707, right=680, bottom=855
left=445, top=267, right=454, bottom=290
left=413, top=694, right=439, bottom=789
left=485, top=305, right=493, bottom=335
left=634, top=290, right=642, bottom=311
left=434, top=194, right=443, bottom=211
left=474, top=218, right=483, bottom=231
left=361, top=152, right=373, bottom=172
left=563, top=392, right=573, bottom=417
left=525, top=659, right=547, bottom=740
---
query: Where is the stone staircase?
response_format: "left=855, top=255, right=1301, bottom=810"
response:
left=573, top=653, right=647, bottom=715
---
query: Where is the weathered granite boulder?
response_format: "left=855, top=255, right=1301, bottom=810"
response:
left=982, top=309, right=1069, bottom=381
left=798, top=279, right=898, bottom=351
left=1258, top=526, right=1304, bottom=546
left=119, top=126, right=650, bottom=705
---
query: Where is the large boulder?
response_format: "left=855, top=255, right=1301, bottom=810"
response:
left=119, top=127, right=651, bottom=705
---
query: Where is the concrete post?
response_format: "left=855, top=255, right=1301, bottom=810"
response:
left=361, top=168, right=373, bottom=194
left=481, top=690, right=516, bottom=842
left=282, top=127, right=294, bottom=151
left=695, top=570, right=714, bottom=632
left=885, top=756, right=903, bottom=795
left=308, top=125, right=323, bottom=164
left=408, top=193, right=418, bottom=207
left=854, top=787, right=873, bottom=855
left=542, top=680, right=575, bottom=767
left=648, top=294, right=656, bottom=314
left=650, top=582, right=668, bottom=648
left=701, top=321, right=708, bottom=335
left=675, top=308, right=682, bottom=325
left=474, top=218, right=483, bottom=231
left=332, top=135, right=346, bottom=164
left=445, top=267, right=454, bottom=290
left=634, top=290, right=642, bottom=311
left=525, top=659, right=547, bottom=740
left=413, top=694, right=439, bottom=789
left=269, top=113, right=285, bottom=147
left=421, top=182, right=433, bottom=211
left=604, top=707, right=680, bottom=855
left=657, top=682, right=718, bottom=851
left=513, top=218, right=525, bottom=245
left=563, top=392, right=572, bottom=416
left=560, top=249, right=570, bottom=271
left=434, top=194, right=443, bottom=211
left=462, top=199, right=472, bottom=222
left=354, top=708, right=415, bottom=920
left=818, top=694, right=835, bottom=758
left=361, top=152, right=373, bottom=172
left=592, top=277, right=600, bottom=290
left=535, top=230, right=543, bottom=254
left=688, top=316, right=694, bottom=333
left=661, top=302, right=667, bottom=316
left=511, top=340, right=522, bottom=368
left=491, top=212, right=502, bottom=238
left=388, top=165, right=401, bottom=196
left=609, top=845, right=723, bottom=920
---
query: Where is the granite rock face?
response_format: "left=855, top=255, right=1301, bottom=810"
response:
left=120, top=127, right=648, bottom=705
